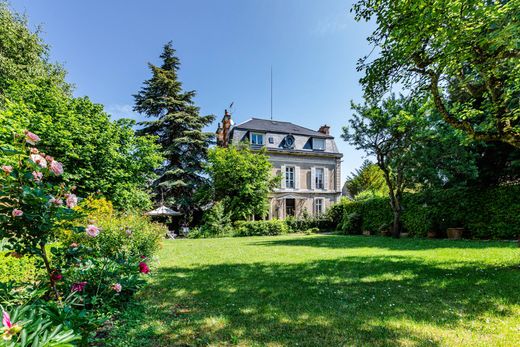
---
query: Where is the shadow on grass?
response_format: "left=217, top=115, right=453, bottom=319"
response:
left=112, top=254, right=520, bottom=346
left=251, top=234, right=518, bottom=251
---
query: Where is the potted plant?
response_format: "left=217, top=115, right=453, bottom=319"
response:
left=447, top=220, right=464, bottom=240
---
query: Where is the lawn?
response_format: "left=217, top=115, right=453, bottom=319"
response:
left=108, top=234, right=520, bottom=346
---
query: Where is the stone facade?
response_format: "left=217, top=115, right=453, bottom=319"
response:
left=216, top=112, right=343, bottom=219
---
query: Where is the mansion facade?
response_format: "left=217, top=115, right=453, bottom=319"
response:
left=216, top=111, right=343, bottom=219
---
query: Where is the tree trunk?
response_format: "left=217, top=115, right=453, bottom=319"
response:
left=392, top=210, right=401, bottom=238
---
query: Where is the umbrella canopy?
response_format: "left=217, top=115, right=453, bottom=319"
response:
left=144, top=205, right=182, bottom=216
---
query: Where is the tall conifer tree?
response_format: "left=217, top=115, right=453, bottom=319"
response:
left=134, top=42, right=214, bottom=220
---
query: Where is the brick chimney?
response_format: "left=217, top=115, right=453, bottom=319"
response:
left=318, top=124, right=330, bottom=135
left=216, top=122, right=224, bottom=146
left=216, top=110, right=233, bottom=147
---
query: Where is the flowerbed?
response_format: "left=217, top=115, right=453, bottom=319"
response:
left=0, top=130, right=165, bottom=345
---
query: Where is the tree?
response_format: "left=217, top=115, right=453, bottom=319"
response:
left=134, top=42, right=215, bottom=220
left=344, top=160, right=388, bottom=199
left=207, top=145, right=280, bottom=221
left=352, top=0, right=520, bottom=148
left=343, top=95, right=425, bottom=237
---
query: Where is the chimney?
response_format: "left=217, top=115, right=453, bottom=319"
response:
left=221, top=109, right=232, bottom=147
left=216, top=122, right=224, bottom=146
left=318, top=124, right=330, bottom=135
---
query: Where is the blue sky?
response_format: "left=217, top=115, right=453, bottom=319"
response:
left=10, top=0, right=375, bottom=183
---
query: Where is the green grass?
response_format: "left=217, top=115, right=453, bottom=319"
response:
left=108, top=234, right=520, bottom=346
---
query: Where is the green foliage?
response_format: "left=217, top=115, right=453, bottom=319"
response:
left=344, top=160, right=388, bottom=198
left=195, top=202, right=233, bottom=238
left=339, top=212, right=363, bottom=235
left=207, top=145, right=280, bottom=221
left=352, top=0, right=520, bottom=147
left=0, top=304, right=80, bottom=346
left=134, top=42, right=215, bottom=218
left=234, top=220, right=289, bottom=237
left=330, top=186, right=520, bottom=239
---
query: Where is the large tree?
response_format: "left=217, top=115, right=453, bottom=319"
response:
left=134, top=42, right=215, bottom=219
left=343, top=160, right=388, bottom=199
left=352, top=0, right=520, bottom=148
left=207, top=145, right=279, bottom=221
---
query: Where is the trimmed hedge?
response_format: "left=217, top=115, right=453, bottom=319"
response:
left=235, top=220, right=289, bottom=236
left=327, top=185, right=520, bottom=239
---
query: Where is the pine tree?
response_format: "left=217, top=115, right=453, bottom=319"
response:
left=134, top=42, right=214, bottom=221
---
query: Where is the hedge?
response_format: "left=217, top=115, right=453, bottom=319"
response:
left=234, top=219, right=290, bottom=236
left=327, top=185, right=520, bottom=239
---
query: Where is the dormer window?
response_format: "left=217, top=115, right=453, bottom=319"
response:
left=251, top=132, right=264, bottom=146
left=313, top=138, right=325, bottom=151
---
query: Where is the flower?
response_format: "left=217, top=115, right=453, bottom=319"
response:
left=51, top=271, right=63, bottom=282
left=49, top=160, right=64, bottom=176
left=45, top=155, right=54, bottom=162
left=86, top=225, right=100, bottom=237
left=112, top=283, right=122, bottom=293
left=65, top=193, right=78, bottom=208
left=71, top=281, right=87, bottom=292
left=2, top=310, right=21, bottom=341
left=1, top=165, right=13, bottom=174
left=30, top=147, right=39, bottom=154
left=30, top=154, right=47, bottom=168
left=32, top=171, right=43, bottom=182
left=139, top=262, right=150, bottom=274
left=70, top=242, right=79, bottom=248
left=125, top=229, right=133, bottom=236
left=11, top=209, right=23, bottom=217
left=49, top=198, right=63, bottom=206
left=24, top=130, right=40, bottom=145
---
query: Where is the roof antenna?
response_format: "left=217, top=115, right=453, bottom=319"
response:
left=270, top=65, right=273, bottom=120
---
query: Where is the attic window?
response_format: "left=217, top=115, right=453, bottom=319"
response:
left=313, top=138, right=325, bottom=150
left=268, top=137, right=274, bottom=144
left=251, top=132, right=264, bottom=146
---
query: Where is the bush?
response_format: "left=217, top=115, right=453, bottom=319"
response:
left=340, top=212, right=363, bottom=235
left=195, top=202, right=233, bottom=238
left=329, top=185, right=520, bottom=239
left=234, top=220, right=289, bottom=237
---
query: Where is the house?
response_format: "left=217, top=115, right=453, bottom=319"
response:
left=216, top=110, right=343, bottom=219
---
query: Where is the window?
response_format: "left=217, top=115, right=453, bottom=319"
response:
left=314, top=199, right=324, bottom=216
left=268, top=137, right=274, bottom=144
left=251, top=133, right=264, bottom=146
left=285, top=166, right=295, bottom=189
left=313, top=138, right=325, bottom=150
left=315, top=168, right=324, bottom=189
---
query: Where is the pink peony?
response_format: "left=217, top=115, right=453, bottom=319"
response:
left=71, top=281, right=87, bottom=292
left=11, top=209, right=23, bottom=217
left=49, top=198, right=63, bottom=206
left=30, top=154, right=47, bottom=168
left=49, top=160, right=64, bottom=176
left=30, top=147, right=39, bottom=154
left=86, top=224, right=100, bottom=237
left=112, top=283, right=122, bottom=293
left=24, top=130, right=40, bottom=145
left=1, top=165, right=13, bottom=174
left=2, top=311, right=12, bottom=329
left=139, top=262, right=150, bottom=274
left=65, top=193, right=78, bottom=208
left=32, top=171, right=43, bottom=182
left=45, top=155, right=54, bottom=162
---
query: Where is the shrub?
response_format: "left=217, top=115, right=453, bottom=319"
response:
left=196, top=202, right=233, bottom=238
left=340, top=212, right=363, bottom=235
left=234, top=220, right=289, bottom=237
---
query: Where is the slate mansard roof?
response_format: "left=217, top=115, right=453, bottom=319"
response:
left=232, top=118, right=334, bottom=139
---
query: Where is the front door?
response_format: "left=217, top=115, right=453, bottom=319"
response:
left=285, top=198, right=295, bottom=217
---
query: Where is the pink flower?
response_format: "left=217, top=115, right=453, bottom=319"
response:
left=30, top=147, right=39, bottom=154
left=86, top=224, right=100, bottom=237
left=51, top=271, right=63, bottom=282
left=71, top=281, right=87, bottom=292
left=11, top=209, right=23, bottom=217
left=65, top=193, right=78, bottom=208
left=24, top=130, right=40, bottom=145
left=1, top=165, right=12, bottom=174
left=126, top=229, right=133, bottom=236
left=30, top=154, right=47, bottom=168
left=49, top=160, right=64, bottom=176
left=139, top=262, right=150, bottom=274
left=112, top=283, right=122, bottom=293
left=2, top=311, right=12, bottom=329
left=32, top=171, right=43, bottom=182
left=49, top=198, right=63, bottom=206
left=70, top=242, right=79, bottom=248
left=45, top=155, right=54, bottom=162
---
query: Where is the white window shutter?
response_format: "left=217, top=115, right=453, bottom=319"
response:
left=281, top=165, right=286, bottom=189
left=311, top=167, right=316, bottom=190
left=295, top=166, right=300, bottom=190
left=324, top=168, right=329, bottom=191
